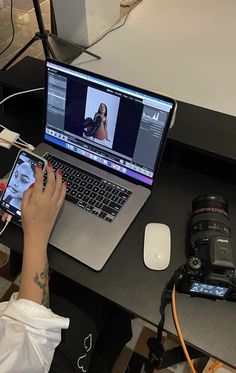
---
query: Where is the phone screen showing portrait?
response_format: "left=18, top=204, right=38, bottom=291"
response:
left=0, top=150, right=46, bottom=220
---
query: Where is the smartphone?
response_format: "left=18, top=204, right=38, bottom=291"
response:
left=0, top=150, right=47, bottom=220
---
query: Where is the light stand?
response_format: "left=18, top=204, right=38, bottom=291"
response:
left=1, top=0, right=100, bottom=73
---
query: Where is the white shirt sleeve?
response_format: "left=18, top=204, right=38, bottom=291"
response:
left=0, top=292, right=70, bottom=373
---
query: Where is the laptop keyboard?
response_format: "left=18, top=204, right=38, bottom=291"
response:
left=43, top=153, right=132, bottom=223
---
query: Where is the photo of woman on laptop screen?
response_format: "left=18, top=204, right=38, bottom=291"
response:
left=83, top=87, right=119, bottom=149
left=94, top=103, right=109, bottom=141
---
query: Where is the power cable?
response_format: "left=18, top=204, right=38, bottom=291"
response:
left=69, top=11, right=131, bottom=64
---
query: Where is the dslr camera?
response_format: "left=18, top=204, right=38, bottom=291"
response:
left=177, top=195, right=236, bottom=301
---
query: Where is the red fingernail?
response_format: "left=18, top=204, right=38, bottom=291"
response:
left=48, top=163, right=52, bottom=168
left=57, top=169, right=62, bottom=175
left=0, top=184, right=6, bottom=191
left=36, top=164, right=41, bottom=169
left=29, top=183, right=35, bottom=189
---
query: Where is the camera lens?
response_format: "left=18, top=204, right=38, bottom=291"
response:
left=189, top=194, right=231, bottom=258
left=192, top=195, right=228, bottom=213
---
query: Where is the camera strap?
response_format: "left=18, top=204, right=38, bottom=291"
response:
left=148, top=266, right=184, bottom=367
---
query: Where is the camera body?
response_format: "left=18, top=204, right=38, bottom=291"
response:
left=177, top=195, right=236, bottom=301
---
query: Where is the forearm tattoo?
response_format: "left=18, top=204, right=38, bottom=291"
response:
left=34, top=262, right=49, bottom=307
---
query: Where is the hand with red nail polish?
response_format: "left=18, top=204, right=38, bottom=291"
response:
left=0, top=178, right=7, bottom=192
left=0, top=183, right=6, bottom=191
left=0, top=178, right=11, bottom=222
left=21, top=162, right=67, bottom=244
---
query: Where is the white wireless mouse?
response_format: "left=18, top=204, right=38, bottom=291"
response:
left=143, top=223, right=171, bottom=270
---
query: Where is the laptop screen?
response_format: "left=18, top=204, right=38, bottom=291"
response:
left=44, top=60, right=175, bottom=187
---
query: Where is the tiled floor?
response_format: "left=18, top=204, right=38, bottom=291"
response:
left=0, top=0, right=50, bottom=69
left=0, top=1, right=236, bottom=372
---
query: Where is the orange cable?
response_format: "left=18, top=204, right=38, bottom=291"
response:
left=172, top=284, right=197, bottom=373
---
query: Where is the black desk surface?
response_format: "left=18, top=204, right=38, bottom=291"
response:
left=1, top=58, right=236, bottom=368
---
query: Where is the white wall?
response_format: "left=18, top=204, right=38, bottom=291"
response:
left=72, top=0, right=236, bottom=117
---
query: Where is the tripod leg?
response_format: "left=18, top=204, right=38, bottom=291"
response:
left=50, top=33, right=101, bottom=60
left=1, top=35, right=39, bottom=73
left=32, top=0, right=55, bottom=59
left=44, top=37, right=57, bottom=59
left=81, top=49, right=101, bottom=60
left=41, top=36, right=51, bottom=58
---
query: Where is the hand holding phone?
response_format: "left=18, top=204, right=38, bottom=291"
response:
left=0, top=150, right=47, bottom=220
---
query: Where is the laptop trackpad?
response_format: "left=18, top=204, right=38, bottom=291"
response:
left=50, top=205, right=84, bottom=246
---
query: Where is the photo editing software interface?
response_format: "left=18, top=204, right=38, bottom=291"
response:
left=44, top=62, right=174, bottom=186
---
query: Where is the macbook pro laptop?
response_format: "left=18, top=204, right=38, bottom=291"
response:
left=34, top=58, right=177, bottom=270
